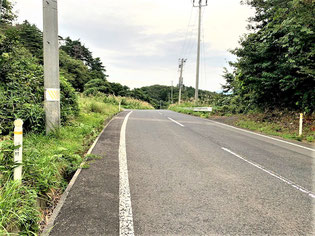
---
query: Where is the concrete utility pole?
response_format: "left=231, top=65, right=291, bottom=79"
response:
left=43, top=0, right=60, bottom=134
left=178, top=58, right=187, bottom=104
left=193, top=0, right=207, bottom=103
left=171, top=81, right=174, bottom=104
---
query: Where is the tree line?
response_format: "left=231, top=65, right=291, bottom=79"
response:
left=223, top=0, right=314, bottom=113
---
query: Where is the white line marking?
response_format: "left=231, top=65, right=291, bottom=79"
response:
left=42, top=116, right=116, bottom=236
left=168, top=117, right=185, bottom=127
left=210, top=120, right=315, bottom=152
left=119, top=111, right=135, bottom=236
left=221, top=147, right=315, bottom=199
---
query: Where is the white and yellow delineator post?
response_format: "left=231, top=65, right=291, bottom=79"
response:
left=119, top=101, right=121, bottom=112
left=14, top=119, right=23, bottom=181
left=299, top=113, right=303, bottom=137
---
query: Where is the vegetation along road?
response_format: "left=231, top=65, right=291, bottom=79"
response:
left=46, top=110, right=314, bottom=235
left=1, top=0, right=314, bottom=235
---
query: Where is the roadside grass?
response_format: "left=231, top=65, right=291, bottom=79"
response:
left=102, top=95, right=154, bottom=110
left=169, top=104, right=314, bottom=143
left=235, top=114, right=315, bottom=143
left=0, top=96, right=119, bottom=235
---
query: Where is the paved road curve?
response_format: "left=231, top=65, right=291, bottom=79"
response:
left=49, top=110, right=314, bottom=235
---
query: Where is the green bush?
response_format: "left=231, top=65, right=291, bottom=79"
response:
left=0, top=30, right=78, bottom=134
left=60, top=75, right=79, bottom=122
left=83, top=79, right=113, bottom=96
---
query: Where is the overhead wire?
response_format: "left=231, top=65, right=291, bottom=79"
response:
left=179, top=0, right=209, bottom=89
left=183, top=10, right=199, bottom=59
left=177, top=1, right=199, bottom=89
left=201, top=7, right=208, bottom=90
left=179, top=5, right=194, bottom=59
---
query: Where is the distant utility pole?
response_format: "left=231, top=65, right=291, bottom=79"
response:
left=171, top=81, right=174, bottom=104
left=43, top=0, right=60, bottom=134
left=193, top=0, right=207, bottom=103
left=178, top=58, right=187, bottom=104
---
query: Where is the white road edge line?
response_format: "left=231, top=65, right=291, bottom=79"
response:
left=221, top=147, right=315, bottom=199
left=210, top=120, right=315, bottom=152
left=119, top=111, right=135, bottom=236
left=168, top=117, right=185, bottom=127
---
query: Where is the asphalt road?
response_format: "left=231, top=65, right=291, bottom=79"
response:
left=48, top=110, right=314, bottom=235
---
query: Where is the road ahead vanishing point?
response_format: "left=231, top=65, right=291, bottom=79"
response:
left=47, top=110, right=314, bottom=236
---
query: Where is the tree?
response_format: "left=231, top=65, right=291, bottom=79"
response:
left=89, top=57, right=107, bottom=80
left=109, top=82, right=130, bottom=96
left=59, top=50, right=90, bottom=92
left=84, top=79, right=113, bottom=95
left=60, top=37, right=93, bottom=65
left=60, top=37, right=109, bottom=83
left=0, top=0, right=16, bottom=25
left=16, top=20, right=43, bottom=61
left=224, top=0, right=315, bottom=112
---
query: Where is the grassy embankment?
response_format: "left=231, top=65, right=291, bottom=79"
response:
left=0, top=95, right=153, bottom=235
left=169, top=103, right=314, bottom=143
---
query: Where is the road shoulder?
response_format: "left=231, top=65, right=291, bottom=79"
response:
left=43, top=111, right=128, bottom=236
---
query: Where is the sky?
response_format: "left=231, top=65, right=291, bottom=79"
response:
left=14, top=0, right=254, bottom=92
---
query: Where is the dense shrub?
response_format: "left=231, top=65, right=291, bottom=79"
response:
left=84, top=79, right=113, bottom=96
left=0, top=30, right=78, bottom=135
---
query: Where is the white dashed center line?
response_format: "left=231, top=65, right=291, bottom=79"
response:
left=222, top=147, right=315, bottom=199
left=168, top=117, right=185, bottom=127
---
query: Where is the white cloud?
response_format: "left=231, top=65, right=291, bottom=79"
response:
left=14, top=0, right=254, bottom=91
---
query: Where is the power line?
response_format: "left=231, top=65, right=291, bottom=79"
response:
left=180, top=5, right=194, bottom=57
left=183, top=19, right=198, bottom=59
left=182, top=11, right=199, bottom=61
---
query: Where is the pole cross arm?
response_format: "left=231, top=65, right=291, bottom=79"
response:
left=193, top=0, right=208, bottom=7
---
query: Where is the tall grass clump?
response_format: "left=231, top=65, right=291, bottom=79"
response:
left=86, top=94, right=154, bottom=110
left=80, top=96, right=119, bottom=115
left=0, top=181, right=40, bottom=235
left=0, top=97, right=119, bottom=234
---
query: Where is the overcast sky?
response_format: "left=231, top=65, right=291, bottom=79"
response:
left=14, top=0, right=254, bottom=92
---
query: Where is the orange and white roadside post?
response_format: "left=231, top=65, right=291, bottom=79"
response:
left=14, top=119, right=23, bottom=181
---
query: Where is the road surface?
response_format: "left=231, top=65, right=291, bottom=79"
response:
left=48, top=110, right=314, bottom=235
